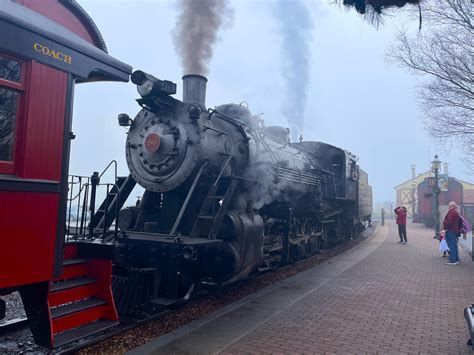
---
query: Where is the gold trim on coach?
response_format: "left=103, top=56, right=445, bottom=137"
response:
left=33, top=43, right=72, bottom=64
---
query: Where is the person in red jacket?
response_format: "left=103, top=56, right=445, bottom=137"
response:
left=394, top=206, right=408, bottom=244
left=443, top=201, right=460, bottom=265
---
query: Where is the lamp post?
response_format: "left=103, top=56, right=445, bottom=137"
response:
left=431, top=155, right=442, bottom=239
left=411, top=180, right=417, bottom=222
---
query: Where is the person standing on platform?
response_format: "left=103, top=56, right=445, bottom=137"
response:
left=394, top=206, right=408, bottom=244
left=443, top=201, right=461, bottom=265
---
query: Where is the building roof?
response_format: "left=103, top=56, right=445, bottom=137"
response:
left=394, top=170, right=432, bottom=190
left=457, top=179, right=474, bottom=190
left=395, top=169, right=474, bottom=194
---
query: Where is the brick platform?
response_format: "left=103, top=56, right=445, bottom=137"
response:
left=129, top=222, right=474, bottom=354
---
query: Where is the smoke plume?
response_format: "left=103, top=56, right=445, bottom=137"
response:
left=172, top=0, right=233, bottom=76
left=244, top=163, right=293, bottom=210
left=274, top=0, right=314, bottom=141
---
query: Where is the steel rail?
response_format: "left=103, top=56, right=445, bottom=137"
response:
left=0, top=317, right=28, bottom=334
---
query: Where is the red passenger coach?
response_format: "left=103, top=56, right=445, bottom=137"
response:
left=0, top=0, right=131, bottom=347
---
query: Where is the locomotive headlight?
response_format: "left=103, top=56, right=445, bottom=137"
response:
left=137, top=80, right=153, bottom=96
left=131, top=70, right=177, bottom=98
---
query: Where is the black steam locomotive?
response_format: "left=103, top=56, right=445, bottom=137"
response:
left=92, top=70, right=372, bottom=313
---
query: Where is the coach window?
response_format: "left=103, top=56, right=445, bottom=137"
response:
left=0, top=54, right=24, bottom=174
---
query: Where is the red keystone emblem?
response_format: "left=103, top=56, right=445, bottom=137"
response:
left=144, top=133, right=160, bottom=152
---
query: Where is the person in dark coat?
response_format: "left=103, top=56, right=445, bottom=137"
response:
left=394, top=206, right=408, bottom=244
left=443, top=201, right=460, bottom=265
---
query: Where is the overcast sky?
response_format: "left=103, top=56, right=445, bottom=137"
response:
left=72, top=0, right=470, bottom=203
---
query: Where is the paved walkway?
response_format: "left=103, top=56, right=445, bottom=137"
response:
left=129, top=222, right=474, bottom=354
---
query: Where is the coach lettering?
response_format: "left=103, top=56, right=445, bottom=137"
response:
left=33, top=43, right=72, bottom=64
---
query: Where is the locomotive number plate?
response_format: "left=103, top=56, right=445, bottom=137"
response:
left=145, top=133, right=160, bottom=152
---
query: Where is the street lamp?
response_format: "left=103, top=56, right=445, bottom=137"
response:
left=431, top=155, right=442, bottom=239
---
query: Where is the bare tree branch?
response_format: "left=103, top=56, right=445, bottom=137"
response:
left=387, top=0, right=474, bottom=171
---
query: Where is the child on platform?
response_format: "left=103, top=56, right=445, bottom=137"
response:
left=439, top=230, right=450, bottom=257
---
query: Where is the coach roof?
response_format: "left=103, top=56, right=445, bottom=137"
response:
left=0, top=0, right=132, bottom=82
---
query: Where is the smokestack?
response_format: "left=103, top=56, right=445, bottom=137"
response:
left=182, top=74, right=207, bottom=107
left=443, top=163, right=449, bottom=175
left=411, top=165, right=416, bottom=179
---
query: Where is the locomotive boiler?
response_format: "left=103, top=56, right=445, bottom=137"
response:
left=110, top=70, right=372, bottom=312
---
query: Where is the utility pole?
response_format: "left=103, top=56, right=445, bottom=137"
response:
left=431, top=155, right=442, bottom=240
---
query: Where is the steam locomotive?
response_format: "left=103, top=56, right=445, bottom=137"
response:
left=106, top=71, right=373, bottom=313
left=0, top=1, right=367, bottom=347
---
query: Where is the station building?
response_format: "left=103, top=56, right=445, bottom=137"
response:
left=394, top=164, right=474, bottom=226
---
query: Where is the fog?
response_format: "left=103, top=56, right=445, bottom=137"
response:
left=71, top=0, right=470, bottom=204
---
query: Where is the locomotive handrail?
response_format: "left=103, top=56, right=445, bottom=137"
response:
left=67, top=181, right=88, bottom=201
left=202, top=124, right=229, bottom=136
left=214, top=155, right=234, bottom=188
left=99, top=159, right=118, bottom=181
left=66, top=175, right=92, bottom=240
left=320, top=169, right=336, bottom=176
left=207, top=108, right=246, bottom=129
left=255, top=130, right=279, bottom=164
left=231, top=174, right=259, bottom=183
left=80, top=160, right=120, bottom=240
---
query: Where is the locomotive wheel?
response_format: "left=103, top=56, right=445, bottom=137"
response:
left=303, top=219, right=321, bottom=256
left=309, top=236, right=322, bottom=254
left=299, top=243, right=307, bottom=259
left=306, top=239, right=313, bottom=256
left=203, top=242, right=238, bottom=281
left=303, top=218, right=313, bottom=234
left=289, top=243, right=307, bottom=263
left=337, top=217, right=344, bottom=241
left=316, top=237, right=323, bottom=252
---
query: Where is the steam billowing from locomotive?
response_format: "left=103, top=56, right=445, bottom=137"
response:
left=275, top=0, right=313, bottom=141
left=172, top=0, right=233, bottom=75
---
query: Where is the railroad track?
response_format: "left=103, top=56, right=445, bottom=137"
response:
left=56, top=275, right=268, bottom=354
left=1, top=225, right=377, bottom=354
left=0, top=318, right=29, bottom=334
left=0, top=268, right=311, bottom=354
left=56, top=309, right=175, bottom=354
left=0, top=283, right=237, bottom=354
